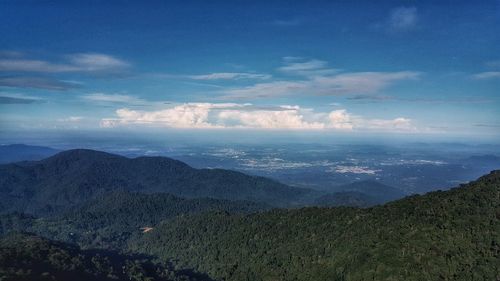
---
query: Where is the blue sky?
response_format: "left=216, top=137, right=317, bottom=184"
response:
left=0, top=0, right=499, bottom=141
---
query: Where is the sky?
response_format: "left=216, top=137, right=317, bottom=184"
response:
left=0, top=0, right=499, bottom=142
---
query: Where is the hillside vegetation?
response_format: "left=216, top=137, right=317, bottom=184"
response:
left=129, top=171, right=500, bottom=281
left=0, top=191, right=268, bottom=249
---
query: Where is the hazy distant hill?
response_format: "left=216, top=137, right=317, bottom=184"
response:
left=129, top=171, right=500, bottom=281
left=0, top=144, right=60, bottom=164
left=0, top=232, right=206, bottom=281
left=0, top=149, right=316, bottom=215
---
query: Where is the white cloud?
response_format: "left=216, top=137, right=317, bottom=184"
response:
left=388, top=7, right=418, bottom=31
left=101, top=103, right=224, bottom=129
left=101, top=102, right=417, bottom=132
left=327, top=110, right=353, bottom=130
left=218, top=107, right=325, bottom=129
left=471, top=72, right=500, bottom=80
left=0, top=53, right=129, bottom=74
left=188, top=72, right=271, bottom=80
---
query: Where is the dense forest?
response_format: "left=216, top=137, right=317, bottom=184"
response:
left=0, top=191, right=269, bottom=249
left=0, top=232, right=209, bottom=281
left=129, top=171, right=500, bottom=281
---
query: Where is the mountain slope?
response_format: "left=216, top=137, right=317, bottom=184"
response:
left=313, top=191, right=377, bottom=207
left=129, top=171, right=500, bottom=281
left=0, top=149, right=315, bottom=215
left=21, top=191, right=268, bottom=249
left=0, top=232, right=209, bottom=281
left=334, top=180, right=406, bottom=202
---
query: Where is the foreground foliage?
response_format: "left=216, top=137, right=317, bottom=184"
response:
left=0, top=233, right=210, bottom=281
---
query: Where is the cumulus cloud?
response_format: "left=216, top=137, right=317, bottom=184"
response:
left=101, top=103, right=223, bottom=129
left=218, top=107, right=325, bottom=129
left=101, top=102, right=417, bottom=132
left=471, top=72, right=500, bottom=80
left=327, top=110, right=353, bottom=130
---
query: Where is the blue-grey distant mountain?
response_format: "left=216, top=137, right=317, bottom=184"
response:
left=0, top=144, right=60, bottom=164
left=0, top=149, right=318, bottom=215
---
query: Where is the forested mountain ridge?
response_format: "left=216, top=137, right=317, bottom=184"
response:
left=0, top=149, right=316, bottom=215
left=129, top=170, right=500, bottom=281
left=0, top=191, right=269, bottom=249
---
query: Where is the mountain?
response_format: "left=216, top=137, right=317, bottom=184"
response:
left=0, top=232, right=209, bottom=281
left=0, top=144, right=60, bottom=164
left=129, top=171, right=500, bottom=281
left=314, top=180, right=405, bottom=207
left=0, top=149, right=317, bottom=215
left=313, top=191, right=377, bottom=207
left=334, top=180, right=407, bottom=203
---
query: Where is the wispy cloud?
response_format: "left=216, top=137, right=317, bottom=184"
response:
left=278, top=57, right=338, bottom=76
left=57, top=116, right=84, bottom=122
left=223, top=69, right=420, bottom=99
left=348, top=95, right=495, bottom=104
left=271, top=19, right=302, bottom=27
left=82, top=93, right=150, bottom=105
left=0, top=53, right=129, bottom=74
left=0, top=93, right=43, bottom=104
left=388, top=6, right=418, bottom=32
left=101, top=102, right=417, bottom=132
left=373, top=6, right=418, bottom=33
left=188, top=72, right=271, bottom=80
left=471, top=71, right=500, bottom=80
left=0, top=76, right=79, bottom=90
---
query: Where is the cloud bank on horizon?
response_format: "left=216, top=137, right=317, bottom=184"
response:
left=0, top=1, right=498, bottom=138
